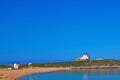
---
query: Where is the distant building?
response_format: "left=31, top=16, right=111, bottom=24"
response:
left=28, top=63, right=32, bottom=67
left=13, top=63, right=19, bottom=70
left=96, top=58, right=104, bottom=60
left=76, top=53, right=90, bottom=61
left=28, top=63, right=32, bottom=66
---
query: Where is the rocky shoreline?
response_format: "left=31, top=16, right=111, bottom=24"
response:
left=70, top=66, right=120, bottom=69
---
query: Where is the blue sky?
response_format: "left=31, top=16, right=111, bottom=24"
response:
left=0, top=0, right=120, bottom=64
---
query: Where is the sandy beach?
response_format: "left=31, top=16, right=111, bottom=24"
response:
left=0, top=66, right=120, bottom=80
left=0, top=67, right=69, bottom=80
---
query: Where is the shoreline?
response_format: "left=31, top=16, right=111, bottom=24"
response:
left=0, top=67, right=70, bottom=80
left=1, top=66, right=120, bottom=80
left=71, top=66, right=120, bottom=69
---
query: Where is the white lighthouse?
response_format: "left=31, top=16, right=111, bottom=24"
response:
left=76, top=53, right=90, bottom=61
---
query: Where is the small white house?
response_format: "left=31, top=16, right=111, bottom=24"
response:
left=13, top=63, right=19, bottom=70
left=76, top=53, right=90, bottom=61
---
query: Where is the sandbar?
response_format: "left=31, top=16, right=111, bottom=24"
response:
left=0, top=67, right=69, bottom=80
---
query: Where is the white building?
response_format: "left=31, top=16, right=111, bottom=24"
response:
left=28, top=63, right=32, bottom=67
left=96, top=58, right=104, bottom=60
left=13, top=63, right=19, bottom=70
left=76, top=53, right=90, bottom=61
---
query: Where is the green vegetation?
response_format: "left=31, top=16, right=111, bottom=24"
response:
left=20, top=60, right=120, bottom=68
left=1, top=60, right=120, bottom=69
left=0, top=65, right=10, bottom=68
left=19, top=64, right=28, bottom=69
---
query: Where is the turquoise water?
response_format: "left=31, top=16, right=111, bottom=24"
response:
left=17, top=70, right=120, bottom=80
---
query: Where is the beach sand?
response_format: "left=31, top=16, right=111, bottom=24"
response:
left=0, top=67, right=69, bottom=80
left=1, top=66, right=119, bottom=80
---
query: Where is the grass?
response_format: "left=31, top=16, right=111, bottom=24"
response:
left=19, top=59, right=120, bottom=68
left=1, top=60, right=120, bottom=69
left=0, top=65, right=10, bottom=69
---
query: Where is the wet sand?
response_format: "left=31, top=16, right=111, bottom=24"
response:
left=0, top=67, right=69, bottom=80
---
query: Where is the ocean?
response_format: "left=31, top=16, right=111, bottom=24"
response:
left=17, top=69, right=120, bottom=80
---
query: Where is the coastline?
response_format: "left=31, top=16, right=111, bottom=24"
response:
left=71, top=66, right=120, bottom=69
left=1, top=66, right=120, bottom=80
left=0, top=67, right=70, bottom=80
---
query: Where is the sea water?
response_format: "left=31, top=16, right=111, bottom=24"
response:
left=17, top=70, right=120, bottom=80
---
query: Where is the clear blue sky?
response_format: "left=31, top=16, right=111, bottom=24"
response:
left=0, top=0, right=120, bottom=64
